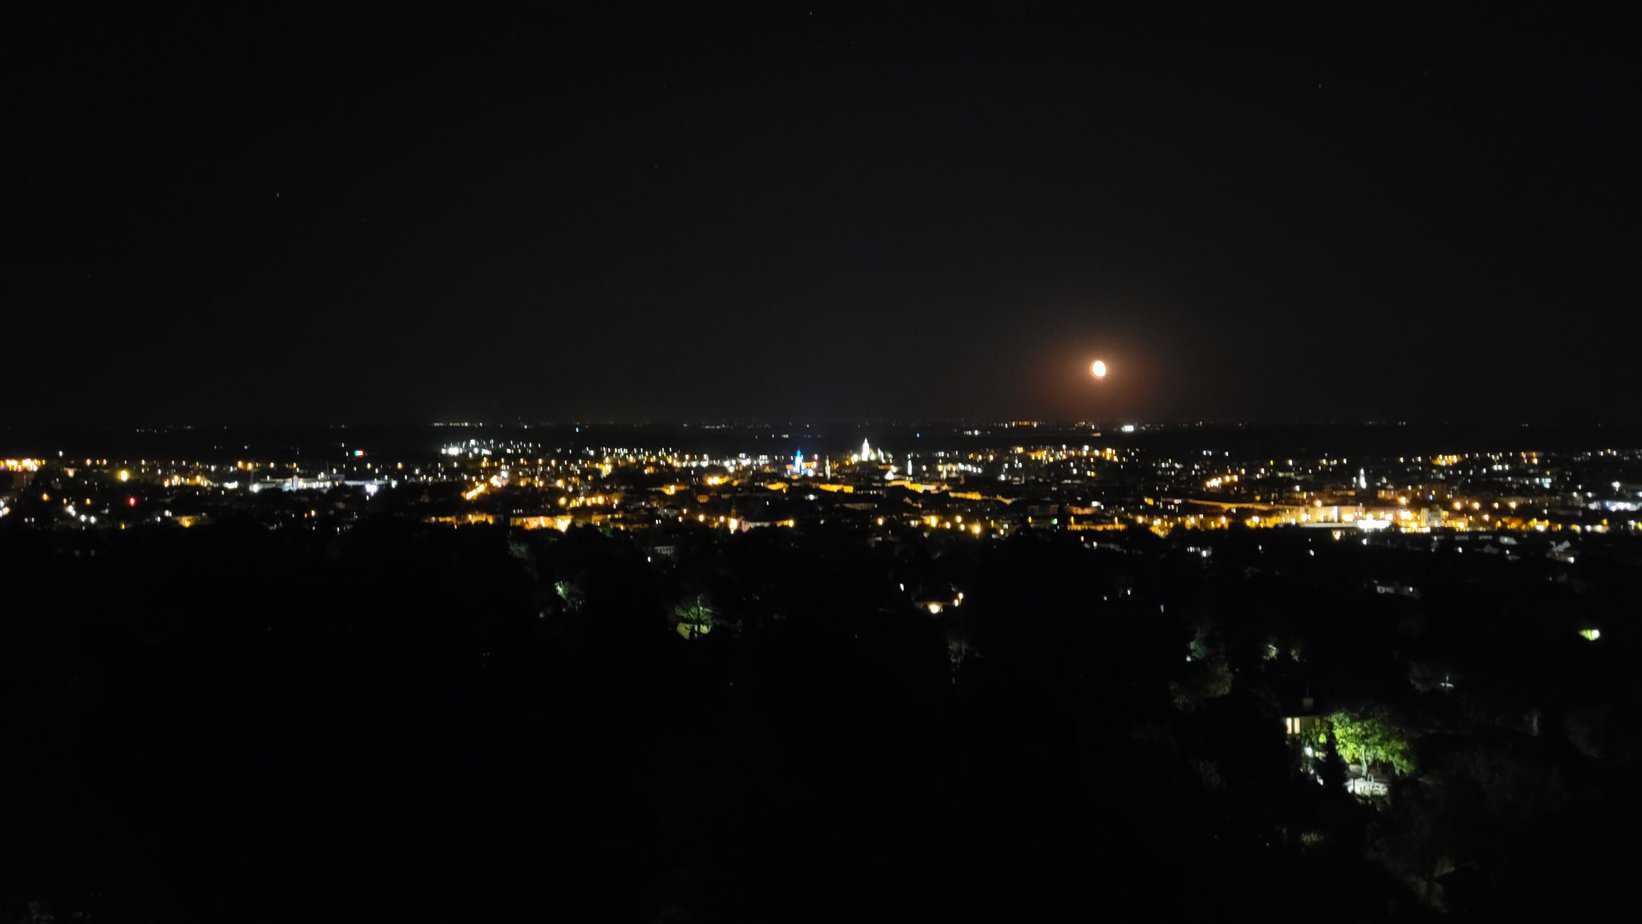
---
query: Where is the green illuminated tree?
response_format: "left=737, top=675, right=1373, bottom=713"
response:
left=673, top=594, right=715, bottom=640
left=1328, top=709, right=1415, bottom=776
left=553, top=579, right=585, bottom=613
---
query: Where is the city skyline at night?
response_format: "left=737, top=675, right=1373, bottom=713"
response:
left=4, top=6, right=1639, bottom=922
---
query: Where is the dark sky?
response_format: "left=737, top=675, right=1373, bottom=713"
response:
left=5, top=5, right=1637, bottom=426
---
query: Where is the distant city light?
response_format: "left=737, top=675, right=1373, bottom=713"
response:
left=1, top=425, right=1626, bottom=547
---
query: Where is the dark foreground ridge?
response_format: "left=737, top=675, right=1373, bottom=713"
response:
left=4, top=506, right=1640, bottom=921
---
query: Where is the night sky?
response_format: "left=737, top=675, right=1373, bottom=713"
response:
left=6, top=6, right=1637, bottom=426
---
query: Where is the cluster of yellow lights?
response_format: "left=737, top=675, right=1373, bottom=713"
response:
left=428, top=512, right=498, bottom=527
left=514, top=515, right=576, bottom=532
left=161, top=475, right=213, bottom=488
left=3, top=458, right=44, bottom=472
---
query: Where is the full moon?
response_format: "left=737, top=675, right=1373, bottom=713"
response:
left=1091, top=359, right=1108, bottom=379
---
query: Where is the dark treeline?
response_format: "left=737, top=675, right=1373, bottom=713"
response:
left=3, top=517, right=1639, bottom=921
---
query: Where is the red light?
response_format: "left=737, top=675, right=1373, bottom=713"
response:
left=128, top=497, right=137, bottom=507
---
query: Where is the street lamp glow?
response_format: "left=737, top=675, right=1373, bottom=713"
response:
left=1091, top=359, right=1107, bottom=379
